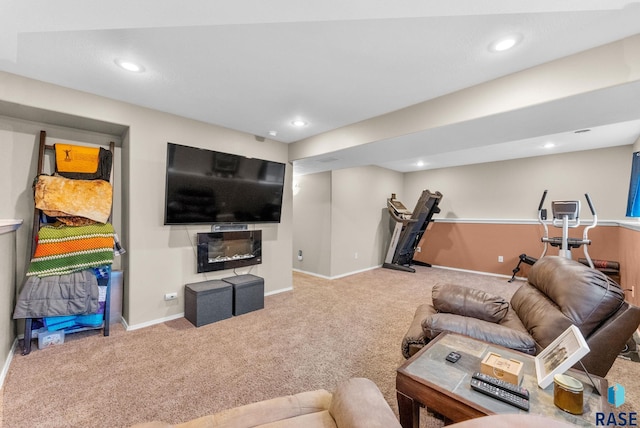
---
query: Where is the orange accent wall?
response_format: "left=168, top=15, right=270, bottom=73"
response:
left=414, top=222, right=637, bottom=303
left=619, top=226, right=640, bottom=307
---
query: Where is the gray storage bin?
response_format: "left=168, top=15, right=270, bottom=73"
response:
left=222, top=274, right=264, bottom=316
left=184, top=280, right=233, bottom=327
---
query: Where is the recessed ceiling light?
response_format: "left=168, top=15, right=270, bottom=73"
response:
left=544, top=142, right=555, bottom=149
left=268, top=130, right=278, bottom=137
left=114, top=58, right=145, bottom=73
left=291, top=119, right=308, bottom=127
left=489, top=34, right=522, bottom=52
left=417, top=160, right=425, bottom=167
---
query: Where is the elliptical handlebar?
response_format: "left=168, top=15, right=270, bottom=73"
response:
left=582, top=193, right=597, bottom=268
left=538, top=190, right=548, bottom=212
left=538, top=190, right=550, bottom=259
left=585, top=193, right=596, bottom=216
left=582, top=193, right=597, bottom=231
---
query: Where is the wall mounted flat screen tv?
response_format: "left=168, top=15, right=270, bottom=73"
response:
left=164, top=142, right=286, bottom=225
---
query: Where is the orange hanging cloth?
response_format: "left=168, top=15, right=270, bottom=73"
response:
left=55, top=144, right=100, bottom=173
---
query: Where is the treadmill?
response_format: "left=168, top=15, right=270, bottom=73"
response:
left=383, top=189, right=443, bottom=273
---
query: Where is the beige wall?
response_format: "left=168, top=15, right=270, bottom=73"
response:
left=330, top=166, right=404, bottom=277
left=0, top=228, right=18, bottom=385
left=0, top=121, right=39, bottom=283
left=403, top=146, right=632, bottom=221
left=293, top=166, right=403, bottom=278
left=292, top=172, right=332, bottom=277
left=0, top=71, right=293, bottom=334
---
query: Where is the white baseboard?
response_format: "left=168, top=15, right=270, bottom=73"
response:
left=294, top=264, right=511, bottom=281
left=293, top=265, right=381, bottom=280
left=124, top=313, right=185, bottom=331
left=124, top=286, right=293, bottom=331
left=265, top=287, right=293, bottom=296
left=292, top=269, right=332, bottom=280
left=1, top=339, right=18, bottom=389
left=430, top=264, right=526, bottom=281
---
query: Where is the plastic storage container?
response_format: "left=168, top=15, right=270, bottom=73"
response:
left=38, top=329, right=65, bottom=349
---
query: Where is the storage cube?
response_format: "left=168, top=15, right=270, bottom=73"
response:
left=184, top=280, right=233, bottom=327
left=222, top=274, right=264, bottom=316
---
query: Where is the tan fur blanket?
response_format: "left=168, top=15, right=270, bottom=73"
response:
left=34, top=175, right=112, bottom=223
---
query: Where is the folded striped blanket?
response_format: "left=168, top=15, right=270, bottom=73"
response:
left=27, top=223, right=115, bottom=277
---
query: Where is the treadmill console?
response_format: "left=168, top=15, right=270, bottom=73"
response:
left=388, top=198, right=412, bottom=217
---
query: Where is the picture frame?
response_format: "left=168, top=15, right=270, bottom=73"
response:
left=534, top=324, right=590, bottom=389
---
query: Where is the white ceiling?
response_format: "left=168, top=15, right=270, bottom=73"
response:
left=1, top=1, right=640, bottom=175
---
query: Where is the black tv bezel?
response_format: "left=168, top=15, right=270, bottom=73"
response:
left=163, top=142, right=286, bottom=225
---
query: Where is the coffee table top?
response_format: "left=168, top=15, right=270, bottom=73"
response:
left=397, top=333, right=608, bottom=426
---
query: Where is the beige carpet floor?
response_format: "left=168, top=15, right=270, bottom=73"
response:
left=1, top=266, right=638, bottom=427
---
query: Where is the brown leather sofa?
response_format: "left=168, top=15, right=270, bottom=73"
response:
left=402, top=256, right=640, bottom=377
left=130, top=377, right=401, bottom=428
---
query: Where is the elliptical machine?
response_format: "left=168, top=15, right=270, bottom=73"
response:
left=538, top=190, right=598, bottom=267
left=508, top=190, right=597, bottom=282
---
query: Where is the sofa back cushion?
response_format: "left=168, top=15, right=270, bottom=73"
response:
left=512, top=256, right=625, bottom=347
left=432, top=283, right=509, bottom=323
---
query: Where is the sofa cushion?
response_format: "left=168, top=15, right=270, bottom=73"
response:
left=515, top=256, right=625, bottom=343
left=258, top=410, right=336, bottom=428
left=202, top=389, right=332, bottom=428
left=126, top=390, right=334, bottom=428
left=329, top=378, right=401, bottom=428
left=422, top=313, right=536, bottom=354
left=432, top=283, right=509, bottom=323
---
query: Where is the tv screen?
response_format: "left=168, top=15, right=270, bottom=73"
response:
left=164, top=143, right=286, bottom=225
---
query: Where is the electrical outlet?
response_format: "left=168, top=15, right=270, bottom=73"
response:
left=498, top=256, right=504, bottom=263
left=164, top=292, right=178, bottom=301
left=624, top=286, right=636, bottom=299
left=416, top=246, right=421, bottom=253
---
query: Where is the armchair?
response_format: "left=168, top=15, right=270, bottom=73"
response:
left=402, top=256, right=640, bottom=377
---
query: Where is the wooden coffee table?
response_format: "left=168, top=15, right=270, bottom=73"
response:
left=396, top=333, right=609, bottom=427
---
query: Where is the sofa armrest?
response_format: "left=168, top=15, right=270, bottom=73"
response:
left=401, top=304, right=438, bottom=358
left=329, top=378, right=401, bottom=428
left=578, top=303, right=640, bottom=377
